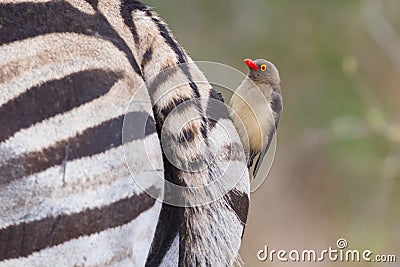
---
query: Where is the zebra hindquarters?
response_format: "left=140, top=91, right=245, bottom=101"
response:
left=0, top=3, right=164, bottom=266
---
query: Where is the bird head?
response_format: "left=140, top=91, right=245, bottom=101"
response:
left=244, top=58, right=280, bottom=85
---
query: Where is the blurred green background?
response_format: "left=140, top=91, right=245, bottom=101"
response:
left=147, top=0, right=400, bottom=266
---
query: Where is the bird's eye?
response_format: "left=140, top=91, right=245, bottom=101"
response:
left=260, top=64, right=267, bottom=71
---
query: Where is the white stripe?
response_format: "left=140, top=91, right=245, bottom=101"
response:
left=0, top=203, right=162, bottom=267
left=160, top=233, right=179, bottom=267
left=67, top=0, right=97, bottom=15
left=210, top=119, right=249, bottom=193
left=0, top=136, right=163, bottom=229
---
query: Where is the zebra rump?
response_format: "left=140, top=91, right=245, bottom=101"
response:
left=0, top=1, right=250, bottom=266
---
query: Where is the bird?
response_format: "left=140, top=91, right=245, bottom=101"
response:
left=229, top=58, right=283, bottom=179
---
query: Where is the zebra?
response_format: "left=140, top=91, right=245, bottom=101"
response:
left=0, top=0, right=250, bottom=266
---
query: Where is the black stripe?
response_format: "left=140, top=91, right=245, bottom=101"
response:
left=178, top=128, right=195, bottom=144
left=141, top=45, right=154, bottom=70
left=188, top=81, right=201, bottom=98
left=199, top=123, right=208, bottom=140
left=159, top=96, right=191, bottom=118
left=0, top=2, right=142, bottom=76
left=224, top=189, right=249, bottom=227
left=0, top=69, right=122, bottom=144
left=0, top=187, right=159, bottom=261
left=0, top=112, right=156, bottom=186
left=206, top=89, right=229, bottom=129
left=121, top=0, right=141, bottom=47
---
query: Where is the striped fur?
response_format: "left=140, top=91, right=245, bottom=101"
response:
left=0, top=1, right=249, bottom=266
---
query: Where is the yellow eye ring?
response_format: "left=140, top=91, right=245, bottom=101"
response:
left=260, top=64, right=267, bottom=71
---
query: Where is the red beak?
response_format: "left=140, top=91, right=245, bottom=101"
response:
left=244, top=58, right=258, bottom=70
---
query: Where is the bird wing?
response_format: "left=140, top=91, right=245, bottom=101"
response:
left=252, top=127, right=275, bottom=177
left=253, top=90, right=283, bottom=177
